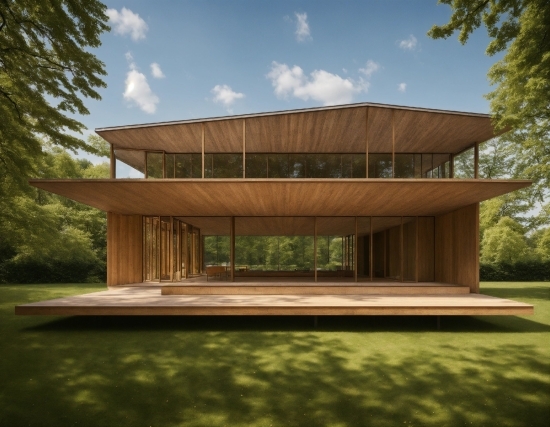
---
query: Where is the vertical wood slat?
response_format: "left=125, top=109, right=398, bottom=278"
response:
left=230, top=216, right=235, bottom=282
left=415, top=216, right=419, bottom=283
left=107, top=212, right=142, bottom=286
left=391, top=109, right=395, bottom=178
left=369, top=217, right=373, bottom=282
left=400, top=216, right=404, bottom=282
left=110, top=144, right=116, bottom=179
left=474, top=142, right=479, bottom=179
left=314, top=217, right=317, bottom=283
left=450, top=154, right=454, bottom=178
left=354, top=216, right=358, bottom=282
left=201, top=123, right=205, bottom=179
left=243, top=120, right=246, bottom=178
left=184, top=224, right=189, bottom=279
left=365, top=107, right=369, bottom=178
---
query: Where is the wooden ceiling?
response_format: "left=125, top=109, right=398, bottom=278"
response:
left=96, top=103, right=502, bottom=156
left=30, top=179, right=530, bottom=226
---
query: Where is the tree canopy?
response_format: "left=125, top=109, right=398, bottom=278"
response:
left=428, top=0, right=550, bottom=136
left=0, top=0, right=109, bottom=189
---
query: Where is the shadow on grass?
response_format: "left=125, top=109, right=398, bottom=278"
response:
left=482, top=285, right=550, bottom=301
left=25, top=312, right=550, bottom=333
left=5, top=323, right=550, bottom=427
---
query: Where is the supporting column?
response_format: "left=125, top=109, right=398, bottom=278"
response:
left=110, top=144, right=116, bottom=179
left=415, top=216, right=419, bottom=283
left=184, top=224, right=189, bottom=279
left=201, top=123, right=205, bottom=179
left=391, top=109, right=395, bottom=178
left=354, top=217, right=358, bottom=282
left=365, top=107, right=369, bottom=178
left=450, top=154, right=454, bottom=178
left=314, top=217, right=317, bottom=283
left=243, top=120, right=246, bottom=178
left=369, top=217, right=373, bottom=282
left=230, top=216, right=235, bottom=282
left=474, top=142, right=479, bottom=179
left=400, top=216, right=404, bottom=282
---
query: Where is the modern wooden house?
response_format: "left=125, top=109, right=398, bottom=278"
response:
left=17, top=102, right=534, bottom=317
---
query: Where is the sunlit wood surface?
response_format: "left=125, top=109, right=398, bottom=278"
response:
left=15, top=287, right=534, bottom=316
left=29, top=179, right=530, bottom=218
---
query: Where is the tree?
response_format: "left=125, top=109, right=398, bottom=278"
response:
left=481, top=216, right=530, bottom=264
left=428, top=0, right=549, bottom=133
left=0, top=0, right=109, bottom=189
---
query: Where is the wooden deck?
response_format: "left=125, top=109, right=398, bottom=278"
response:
left=160, top=281, right=471, bottom=295
left=15, top=286, right=534, bottom=316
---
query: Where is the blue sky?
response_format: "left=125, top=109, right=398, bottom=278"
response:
left=79, top=0, right=501, bottom=160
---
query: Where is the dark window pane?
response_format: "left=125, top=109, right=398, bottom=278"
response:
left=368, top=154, right=392, bottom=178
left=174, top=154, right=191, bottom=178
left=165, top=154, right=175, bottom=178
left=394, top=154, right=416, bottom=178
left=421, top=154, right=433, bottom=178
left=414, top=154, right=422, bottom=178
left=268, top=154, right=289, bottom=178
left=210, top=153, right=243, bottom=178
left=147, top=152, right=163, bottom=179
left=289, top=154, right=306, bottom=178
left=352, top=154, right=366, bottom=178
left=246, top=154, right=267, bottom=178
left=191, top=154, right=202, bottom=178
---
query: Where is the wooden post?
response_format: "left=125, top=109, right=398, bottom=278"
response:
left=400, top=216, right=404, bottom=282
left=370, top=217, right=373, bottom=282
left=230, top=216, right=235, bottom=282
left=169, top=216, right=173, bottom=282
left=110, top=144, right=116, bottom=179
left=354, top=217, right=358, bottom=282
left=366, top=107, right=369, bottom=178
left=415, top=216, right=419, bottom=283
left=474, top=142, right=479, bottom=179
left=184, top=224, right=189, bottom=279
left=392, top=109, right=395, bottom=178
left=450, top=154, right=454, bottom=178
left=201, top=123, right=205, bottom=179
left=243, top=119, right=246, bottom=178
left=314, top=217, right=317, bottom=283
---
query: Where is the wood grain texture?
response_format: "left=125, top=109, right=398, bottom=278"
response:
left=246, top=108, right=367, bottom=153
left=30, top=179, right=531, bottom=218
left=98, top=123, right=202, bottom=152
left=417, top=217, right=435, bottom=282
left=367, top=107, right=393, bottom=153
left=107, top=213, right=142, bottom=286
left=15, top=288, right=534, bottom=316
left=205, top=119, right=244, bottom=152
left=435, top=204, right=479, bottom=291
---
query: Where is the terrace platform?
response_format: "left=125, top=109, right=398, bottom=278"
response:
left=15, top=283, right=534, bottom=316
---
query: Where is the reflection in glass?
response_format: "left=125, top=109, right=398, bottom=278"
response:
left=453, top=148, right=475, bottom=178
left=394, top=154, right=422, bottom=178
left=146, top=152, right=163, bottom=178
left=268, top=154, right=290, bottom=178
left=205, top=153, right=243, bottom=178
left=368, top=154, right=392, bottom=178
left=246, top=154, right=267, bottom=178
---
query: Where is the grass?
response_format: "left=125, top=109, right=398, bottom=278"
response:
left=0, top=282, right=549, bottom=427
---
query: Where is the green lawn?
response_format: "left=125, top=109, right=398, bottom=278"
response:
left=1, top=283, right=549, bottom=426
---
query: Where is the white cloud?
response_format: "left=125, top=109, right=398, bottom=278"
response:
left=106, top=7, right=148, bottom=41
left=211, top=84, right=244, bottom=108
left=399, top=34, right=418, bottom=50
left=295, top=12, right=311, bottom=41
left=359, top=60, right=380, bottom=78
left=123, top=53, right=159, bottom=113
left=398, top=83, right=407, bottom=92
left=150, top=63, right=165, bottom=79
left=267, top=62, right=368, bottom=106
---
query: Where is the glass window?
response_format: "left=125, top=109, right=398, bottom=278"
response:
left=114, top=149, right=145, bottom=178
left=206, top=153, right=243, bottom=178
left=165, top=154, right=175, bottom=178
left=246, top=154, right=267, bottom=178
left=352, top=154, right=367, bottom=178
left=421, top=154, right=433, bottom=178
left=394, top=154, right=421, bottom=178
left=289, top=154, right=307, bottom=178
left=368, top=154, right=392, bottom=178
left=146, top=152, right=163, bottom=178
left=268, top=154, right=290, bottom=178
left=453, top=148, right=475, bottom=178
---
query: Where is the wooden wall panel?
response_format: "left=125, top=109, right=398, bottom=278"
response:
left=205, top=119, right=243, bottom=152
left=367, top=107, right=393, bottom=153
left=417, top=217, right=435, bottom=281
left=434, top=204, right=479, bottom=292
left=403, top=219, right=416, bottom=281
left=387, top=226, right=401, bottom=279
left=246, top=108, right=366, bottom=153
left=107, top=212, right=143, bottom=286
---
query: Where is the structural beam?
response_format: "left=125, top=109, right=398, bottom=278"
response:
left=230, top=216, right=235, bottom=282
left=314, top=217, right=317, bottom=283
left=110, top=144, right=116, bottom=179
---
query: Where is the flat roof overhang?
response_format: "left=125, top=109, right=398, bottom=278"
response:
left=29, top=179, right=531, bottom=217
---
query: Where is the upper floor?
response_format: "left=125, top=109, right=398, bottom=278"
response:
left=96, top=102, right=504, bottom=180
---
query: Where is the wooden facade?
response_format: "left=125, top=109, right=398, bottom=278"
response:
left=29, top=102, right=531, bottom=293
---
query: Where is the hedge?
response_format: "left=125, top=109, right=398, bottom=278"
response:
left=0, top=259, right=106, bottom=284
left=480, top=261, right=550, bottom=281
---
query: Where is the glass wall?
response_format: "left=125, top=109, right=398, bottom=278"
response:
left=368, top=154, right=393, bottom=178
left=204, top=153, right=243, bottom=178
left=165, top=153, right=202, bottom=178
left=114, top=149, right=145, bottom=178
left=453, top=147, right=475, bottom=178
left=246, top=153, right=366, bottom=178
left=316, top=217, right=355, bottom=277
